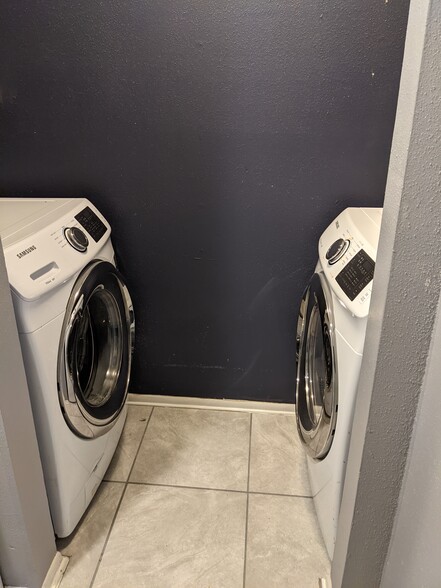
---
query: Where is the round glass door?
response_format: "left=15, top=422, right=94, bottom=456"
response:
left=296, top=273, right=337, bottom=459
left=58, top=260, right=134, bottom=439
left=68, top=287, right=123, bottom=409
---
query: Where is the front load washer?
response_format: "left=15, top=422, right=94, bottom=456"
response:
left=295, top=207, right=382, bottom=558
left=0, top=198, right=135, bottom=537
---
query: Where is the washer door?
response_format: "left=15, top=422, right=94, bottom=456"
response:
left=296, top=272, right=338, bottom=460
left=58, top=260, right=135, bottom=439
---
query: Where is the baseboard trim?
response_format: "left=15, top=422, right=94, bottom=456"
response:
left=128, top=394, right=295, bottom=414
left=42, top=552, right=69, bottom=588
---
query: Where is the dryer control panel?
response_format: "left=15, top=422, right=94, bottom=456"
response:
left=319, top=208, right=382, bottom=318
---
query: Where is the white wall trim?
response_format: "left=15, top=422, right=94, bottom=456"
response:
left=128, top=393, right=295, bottom=414
left=41, top=552, right=69, bottom=588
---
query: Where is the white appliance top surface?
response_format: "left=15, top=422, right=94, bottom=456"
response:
left=0, top=197, right=111, bottom=302
left=0, top=199, right=50, bottom=233
left=0, top=198, right=76, bottom=241
left=319, top=207, right=383, bottom=318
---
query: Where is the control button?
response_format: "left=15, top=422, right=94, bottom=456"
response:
left=64, top=227, right=89, bottom=252
left=326, top=238, right=350, bottom=265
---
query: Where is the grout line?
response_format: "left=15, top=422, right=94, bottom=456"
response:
left=118, top=480, right=313, bottom=500
left=243, top=412, right=253, bottom=588
left=247, top=413, right=253, bottom=495
left=89, top=406, right=155, bottom=588
left=88, top=483, right=127, bottom=588
left=248, top=490, right=313, bottom=499
left=127, top=480, right=248, bottom=494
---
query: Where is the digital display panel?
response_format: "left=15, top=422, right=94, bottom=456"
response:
left=75, top=207, right=107, bottom=242
left=335, top=250, right=375, bottom=301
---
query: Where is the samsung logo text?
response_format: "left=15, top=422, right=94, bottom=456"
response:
left=17, top=245, right=37, bottom=259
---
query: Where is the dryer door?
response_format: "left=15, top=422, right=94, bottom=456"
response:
left=58, top=260, right=135, bottom=439
left=296, top=272, right=338, bottom=460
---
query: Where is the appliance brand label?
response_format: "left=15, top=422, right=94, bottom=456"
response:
left=17, top=245, right=37, bottom=259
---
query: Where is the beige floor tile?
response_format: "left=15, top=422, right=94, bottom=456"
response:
left=93, top=484, right=247, bottom=588
left=130, top=407, right=250, bottom=490
left=245, top=493, right=330, bottom=588
left=57, top=481, right=124, bottom=588
left=249, top=413, right=311, bottom=496
left=104, top=404, right=152, bottom=482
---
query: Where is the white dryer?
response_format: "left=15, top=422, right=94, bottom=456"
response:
left=0, top=198, right=135, bottom=537
left=295, top=207, right=382, bottom=558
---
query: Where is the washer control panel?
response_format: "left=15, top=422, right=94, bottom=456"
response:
left=2, top=198, right=112, bottom=302
left=319, top=208, right=382, bottom=317
left=75, top=206, right=107, bottom=242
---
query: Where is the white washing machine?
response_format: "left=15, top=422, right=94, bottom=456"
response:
left=295, top=207, right=382, bottom=558
left=0, top=198, right=135, bottom=537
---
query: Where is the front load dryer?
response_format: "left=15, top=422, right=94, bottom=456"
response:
left=295, top=207, right=382, bottom=558
left=0, top=198, right=135, bottom=537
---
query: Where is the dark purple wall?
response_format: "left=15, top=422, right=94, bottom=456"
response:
left=0, top=1, right=409, bottom=402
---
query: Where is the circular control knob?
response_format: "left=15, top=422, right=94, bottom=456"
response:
left=326, top=238, right=350, bottom=265
left=64, top=227, right=89, bottom=252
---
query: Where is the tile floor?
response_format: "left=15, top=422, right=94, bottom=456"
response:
left=58, top=404, right=330, bottom=588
